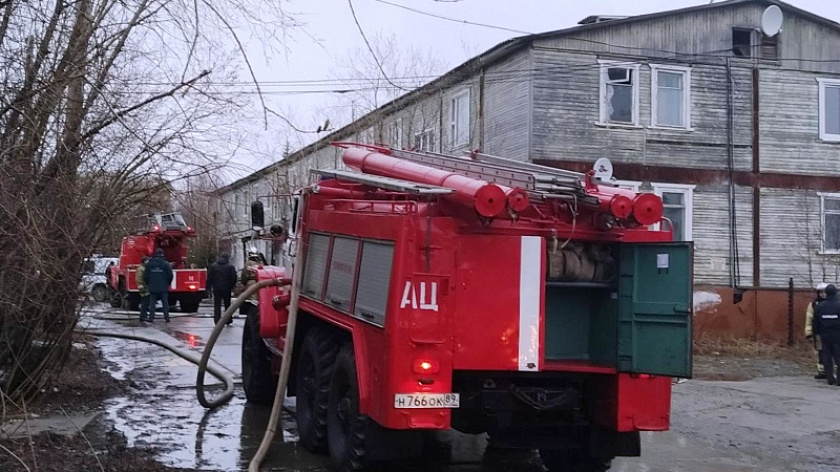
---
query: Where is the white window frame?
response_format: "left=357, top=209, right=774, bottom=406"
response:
left=450, top=89, right=470, bottom=148
left=613, top=180, right=694, bottom=241
left=818, top=78, right=840, bottom=142
left=651, top=64, right=692, bottom=130
left=414, top=129, right=436, bottom=152
left=598, top=60, right=641, bottom=127
left=819, top=192, right=840, bottom=254
left=390, top=119, right=403, bottom=149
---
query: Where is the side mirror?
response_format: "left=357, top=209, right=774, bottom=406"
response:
left=251, top=201, right=265, bottom=231
left=290, top=195, right=300, bottom=235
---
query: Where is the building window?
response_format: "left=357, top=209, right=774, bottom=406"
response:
left=822, top=194, right=840, bottom=253
left=657, top=187, right=693, bottom=242
left=760, top=33, right=779, bottom=60
left=390, top=120, right=403, bottom=149
left=450, top=90, right=470, bottom=147
left=819, top=78, right=840, bottom=142
left=651, top=65, right=691, bottom=129
left=732, top=28, right=753, bottom=57
left=414, top=129, right=436, bottom=152
left=599, top=62, right=640, bottom=126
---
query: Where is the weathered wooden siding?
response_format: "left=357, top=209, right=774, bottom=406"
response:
left=535, top=3, right=840, bottom=73
left=529, top=47, right=753, bottom=170
left=536, top=3, right=764, bottom=60
left=481, top=50, right=532, bottom=160
left=775, top=11, right=840, bottom=74
left=759, top=68, right=840, bottom=175
left=693, top=185, right=754, bottom=286
left=760, top=188, right=840, bottom=288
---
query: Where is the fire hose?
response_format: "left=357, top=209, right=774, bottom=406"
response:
left=190, top=269, right=302, bottom=471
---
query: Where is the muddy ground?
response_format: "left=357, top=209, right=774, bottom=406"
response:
left=0, top=304, right=836, bottom=472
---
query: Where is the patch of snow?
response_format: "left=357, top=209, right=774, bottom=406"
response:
left=693, top=291, right=721, bottom=312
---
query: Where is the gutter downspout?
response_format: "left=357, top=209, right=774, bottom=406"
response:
left=726, top=58, right=738, bottom=288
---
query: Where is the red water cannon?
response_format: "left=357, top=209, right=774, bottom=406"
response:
left=584, top=171, right=663, bottom=226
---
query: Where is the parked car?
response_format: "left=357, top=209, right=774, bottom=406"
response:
left=80, top=256, right=119, bottom=302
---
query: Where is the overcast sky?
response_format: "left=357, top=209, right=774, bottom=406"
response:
left=220, top=0, right=840, bottom=183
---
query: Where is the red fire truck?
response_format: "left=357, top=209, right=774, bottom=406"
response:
left=242, top=145, right=692, bottom=472
left=110, top=212, right=207, bottom=312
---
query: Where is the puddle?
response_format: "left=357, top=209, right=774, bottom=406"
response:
left=169, top=329, right=206, bottom=348
left=105, top=391, right=310, bottom=471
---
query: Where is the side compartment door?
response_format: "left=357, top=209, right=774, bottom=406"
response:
left=618, top=243, right=693, bottom=377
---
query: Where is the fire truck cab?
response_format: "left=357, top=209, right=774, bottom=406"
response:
left=242, top=145, right=692, bottom=472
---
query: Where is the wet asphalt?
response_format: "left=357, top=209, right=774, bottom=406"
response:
left=80, top=303, right=840, bottom=472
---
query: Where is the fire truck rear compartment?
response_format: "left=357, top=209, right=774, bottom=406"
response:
left=544, top=242, right=693, bottom=378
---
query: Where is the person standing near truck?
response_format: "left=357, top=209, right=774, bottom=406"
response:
left=815, top=284, right=840, bottom=385
left=136, top=256, right=151, bottom=322
left=805, top=282, right=828, bottom=379
left=144, top=248, right=173, bottom=323
left=208, top=252, right=237, bottom=325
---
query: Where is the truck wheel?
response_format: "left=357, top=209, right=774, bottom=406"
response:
left=109, top=291, right=122, bottom=308
left=242, top=306, right=277, bottom=405
left=91, top=285, right=108, bottom=303
left=296, top=325, right=339, bottom=453
left=126, top=293, right=141, bottom=311
left=327, top=343, right=370, bottom=472
left=180, top=298, right=200, bottom=313
left=539, top=449, right=612, bottom=472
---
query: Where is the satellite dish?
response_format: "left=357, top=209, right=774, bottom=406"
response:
left=761, top=5, right=783, bottom=37
left=593, top=157, right=614, bottom=181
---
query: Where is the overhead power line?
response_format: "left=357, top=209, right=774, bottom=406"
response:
left=347, top=0, right=410, bottom=92
left=372, top=0, right=532, bottom=35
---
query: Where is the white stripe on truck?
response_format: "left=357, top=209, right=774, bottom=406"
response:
left=519, top=236, right=541, bottom=371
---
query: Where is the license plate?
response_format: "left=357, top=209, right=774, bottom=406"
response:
left=394, top=393, right=460, bottom=409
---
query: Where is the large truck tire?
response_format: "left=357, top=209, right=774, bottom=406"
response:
left=539, top=449, right=612, bottom=472
left=242, top=306, right=277, bottom=405
left=126, top=293, right=141, bottom=311
left=180, top=296, right=201, bottom=313
left=296, top=325, right=339, bottom=453
left=91, top=284, right=109, bottom=303
left=327, top=343, right=371, bottom=472
left=109, top=292, right=122, bottom=308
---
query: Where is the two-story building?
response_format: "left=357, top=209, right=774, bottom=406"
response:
left=216, top=0, right=840, bottom=341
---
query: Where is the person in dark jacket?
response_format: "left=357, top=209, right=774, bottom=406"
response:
left=814, top=284, right=840, bottom=385
left=144, top=248, right=174, bottom=322
left=207, top=253, right=237, bottom=325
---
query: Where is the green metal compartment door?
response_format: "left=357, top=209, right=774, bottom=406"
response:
left=618, top=243, right=693, bottom=378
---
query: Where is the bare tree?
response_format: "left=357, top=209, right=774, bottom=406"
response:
left=324, top=32, right=447, bottom=140
left=795, top=192, right=840, bottom=286
left=0, top=0, right=297, bottom=403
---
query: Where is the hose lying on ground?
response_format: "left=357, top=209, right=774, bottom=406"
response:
left=195, top=279, right=287, bottom=409
left=77, top=330, right=236, bottom=404
left=80, top=275, right=299, bottom=472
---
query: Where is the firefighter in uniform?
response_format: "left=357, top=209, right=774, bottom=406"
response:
left=814, top=284, right=840, bottom=386
left=805, top=282, right=828, bottom=379
left=136, top=256, right=150, bottom=322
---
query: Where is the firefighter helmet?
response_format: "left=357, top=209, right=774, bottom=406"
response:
left=247, top=246, right=261, bottom=262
